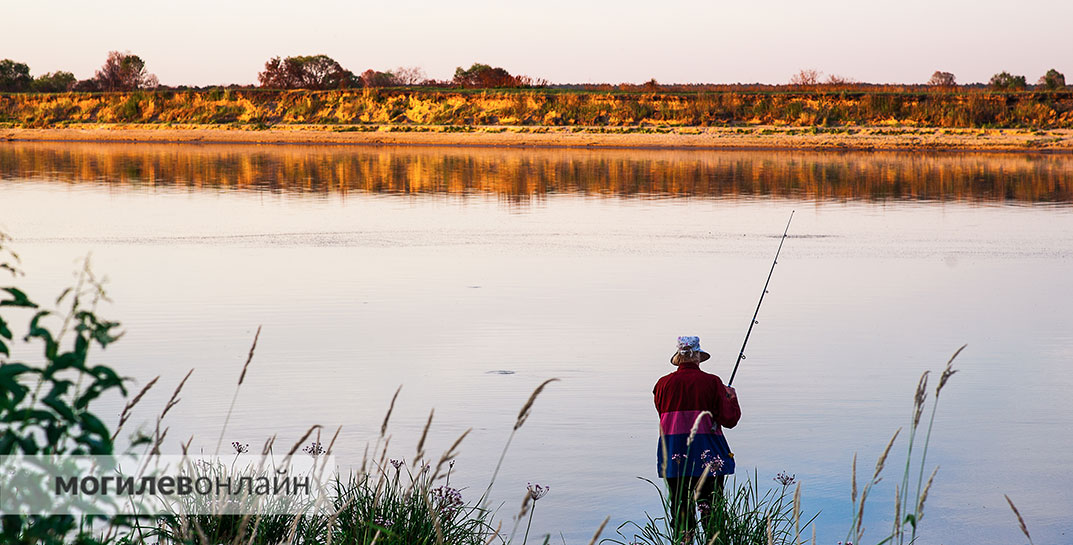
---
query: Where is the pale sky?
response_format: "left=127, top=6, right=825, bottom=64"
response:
left=4, top=0, right=1071, bottom=86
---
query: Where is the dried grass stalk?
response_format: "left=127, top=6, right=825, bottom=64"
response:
left=1004, top=494, right=1032, bottom=543
left=516, top=378, right=559, bottom=430
left=585, top=516, right=610, bottom=545
left=160, top=368, right=194, bottom=420
left=238, top=325, right=261, bottom=385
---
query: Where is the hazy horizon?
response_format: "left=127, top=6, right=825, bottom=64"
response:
left=4, top=0, right=1072, bottom=87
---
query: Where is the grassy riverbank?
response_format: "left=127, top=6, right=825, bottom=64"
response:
left=3, top=89, right=1073, bottom=128
left=1, top=89, right=1073, bottom=151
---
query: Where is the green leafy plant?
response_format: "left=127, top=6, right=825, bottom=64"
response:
left=0, top=234, right=126, bottom=543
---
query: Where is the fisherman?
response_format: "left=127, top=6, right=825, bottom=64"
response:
left=653, top=335, right=741, bottom=538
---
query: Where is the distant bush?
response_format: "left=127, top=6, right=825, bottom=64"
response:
left=258, top=55, right=354, bottom=90
left=989, top=71, right=1027, bottom=91
left=0, top=59, right=32, bottom=92
left=94, top=51, right=158, bottom=91
left=360, top=69, right=396, bottom=88
left=452, top=63, right=545, bottom=89
left=1038, top=69, right=1066, bottom=91
left=29, top=71, right=76, bottom=93
left=790, top=69, right=821, bottom=86
left=391, top=66, right=426, bottom=86
left=825, top=74, right=853, bottom=85
left=927, top=71, right=956, bottom=87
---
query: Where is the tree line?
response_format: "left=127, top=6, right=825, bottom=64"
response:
left=0, top=51, right=1067, bottom=93
left=0, top=52, right=548, bottom=93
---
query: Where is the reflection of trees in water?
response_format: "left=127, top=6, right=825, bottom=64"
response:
left=2, top=143, right=1072, bottom=205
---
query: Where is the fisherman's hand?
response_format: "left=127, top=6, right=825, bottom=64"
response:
left=725, top=386, right=737, bottom=399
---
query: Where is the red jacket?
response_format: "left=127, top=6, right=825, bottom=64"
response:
left=653, top=362, right=741, bottom=477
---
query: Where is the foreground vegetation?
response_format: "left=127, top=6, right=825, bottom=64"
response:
left=0, top=236, right=1036, bottom=544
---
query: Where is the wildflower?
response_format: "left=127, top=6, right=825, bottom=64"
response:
left=700, top=450, right=724, bottom=475
left=302, top=442, right=325, bottom=456
left=373, top=516, right=394, bottom=528
left=697, top=501, right=712, bottom=517
left=432, top=485, right=464, bottom=517
left=526, top=482, right=550, bottom=501
left=774, top=471, right=796, bottom=486
left=389, top=458, right=404, bottom=470
left=231, top=441, right=249, bottom=454
left=671, top=453, right=688, bottom=465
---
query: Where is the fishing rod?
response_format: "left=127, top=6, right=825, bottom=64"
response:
left=727, top=210, right=794, bottom=387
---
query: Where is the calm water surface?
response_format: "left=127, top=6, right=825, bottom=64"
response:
left=2, top=143, right=1072, bottom=544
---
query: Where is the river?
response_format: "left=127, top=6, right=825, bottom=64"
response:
left=1, top=142, right=1071, bottom=544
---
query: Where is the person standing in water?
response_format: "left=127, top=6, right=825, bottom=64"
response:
left=653, top=336, right=741, bottom=539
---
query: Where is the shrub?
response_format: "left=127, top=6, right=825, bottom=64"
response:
left=94, top=51, right=158, bottom=91
left=989, top=71, right=1027, bottom=91
left=0, top=59, right=33, bottom=92
left=258, top=55, right=354, bottom=90
left=927, top=71, right=956, bottom=87
left=1037, top=69, right=1066, bottom=91
left=29, top=72, right=76, bottom=93
left=790, top=69, right=821, bottom=86
left=0, top=234, right=126, bottom=544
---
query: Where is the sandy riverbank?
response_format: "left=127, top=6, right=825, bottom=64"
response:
left=4, top=124, right=1073, bottom=151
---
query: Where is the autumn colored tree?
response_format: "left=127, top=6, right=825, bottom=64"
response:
left=453, top=63, right=516, bottom=88
left=790, top=69, right=821, bottom=86
left=258, top=55, right=353, bottom=89
left=391, top=66, right=426, bottom=86
left=1037, top=69, right=1066, bottom=91
left=989, top=71, right=1027, bottom=91
left=825, top=74, right=856, bottom=85
left=94, top=51, right=158, bottom=91
left=927, top=71, right=956, bottom=87
left=0, top=59, right=32, bottom=92
left=359, top=69, right=396, bottom=87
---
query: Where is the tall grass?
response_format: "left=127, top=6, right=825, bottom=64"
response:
left=607, top=472, right=816, bottom=545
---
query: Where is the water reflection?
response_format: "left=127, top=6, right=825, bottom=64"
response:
left=2, top=142, right=1072, bottom=204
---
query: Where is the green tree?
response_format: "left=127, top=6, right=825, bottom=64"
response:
left=989, top=71, right=1027, bottom=91
left=94, top=51, right=158, bottom=91
left=1037, top=68, right=1066, bottom=90
left=0, top=59, right=32, bottom=92
left=257, top=55, right=354, bottom=89
left=30, top=71, right=76, bottom=93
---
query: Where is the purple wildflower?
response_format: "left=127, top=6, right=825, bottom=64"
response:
left=700, top=450, right=724, bottom=476
left=390, top=459, right=404, bottom=471
left=373, top=516, right=394, bottom=528
left=671, top=453, right=688, bottom=465
left=231, top=441, right=249, bottom=454
left=697, top=501, right=712, bottom=517
left=432, top=485, right=464, bottom=517
left=526, top=482, right=550, bottom=501
left=302, top=442, right=325, bottom=457
left=774, top=471, right=796, bottom=486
